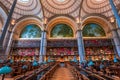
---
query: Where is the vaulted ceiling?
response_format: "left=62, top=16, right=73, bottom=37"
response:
left=0, top=0, right=120, bottom=22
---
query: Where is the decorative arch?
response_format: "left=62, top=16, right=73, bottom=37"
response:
left=81, top=16, right=113, bottom=38
left=83, top=23, right=106, bottom=37
left=50, top=23, right=74, bottom=38
left=46, top=16, right=77, bottom=39
left=20, top=24, right=42, bottom=38
left=13, top=17, right=43, bottom=40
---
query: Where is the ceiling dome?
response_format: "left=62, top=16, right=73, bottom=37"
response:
left=81, top=0, right=120, bottom=19
left=0, top=0, right=120, bottom=21
left=41, top=0, right=81, bottom=18
left=0, top=0, right=43, bottom=20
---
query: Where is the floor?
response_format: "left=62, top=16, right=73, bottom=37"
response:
left=0, top=63, right=75, bottom=80
left=50, top=67, right=75, bottom=80
left=0, top=76, right=14, bottom=80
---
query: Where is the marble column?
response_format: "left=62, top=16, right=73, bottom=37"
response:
left=109, top=0, right=120, bottom=38
left=111, top=29, right=120, bottom=57
left=0, top=0, right=17, bottom=47
left=39, top=31, right=47, bottom=63
left=5, top=30, right=14, bottom=56
left=118, top=28, right=120, bottom=38
left=77, top=30, right=85, bottom=62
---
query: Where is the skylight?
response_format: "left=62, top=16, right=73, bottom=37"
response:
left=18, top=0, right=30, bottom=3
left=56, top=0, right=65, bottom=2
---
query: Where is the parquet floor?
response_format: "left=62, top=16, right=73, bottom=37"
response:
left=0, top=76, right=14, bottom=80
left=50, top=67, right=75, bottom=80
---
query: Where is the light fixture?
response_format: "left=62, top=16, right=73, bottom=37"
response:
left=44, top=18, right=47, bottom=24
left=11, top=19, right=16, bottom=25
left=76, top=18, right=80, bottom=23
left=110, top=17, right=115, bottom=23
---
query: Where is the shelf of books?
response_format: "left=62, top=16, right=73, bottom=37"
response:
left=84, top=39, right=115, bottom=61
left=10, top=48, right=40, bottom=62
left=46, top=39, right=79, bottom=62
left=10, top=40, right=40, bottom=62
left=46, top=47, right=79, bottom=62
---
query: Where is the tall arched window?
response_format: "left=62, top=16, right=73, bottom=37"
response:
left=20, top=24, right=41, bottom=38
left=51, top=24, right=73, bottom=38
left=83, top=23, right=106, bottom=37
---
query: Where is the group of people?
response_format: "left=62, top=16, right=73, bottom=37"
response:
left=80, top=59, right=120, bottom=76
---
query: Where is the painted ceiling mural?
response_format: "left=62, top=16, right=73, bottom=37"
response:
left=20, top=24, right=41, bottom=38
left=0, top=0, right=43, bottom=19
left=83, top=23, right=106, bottom=37
left=41, top=0, right=81, bottom=18
left=0, top=0, right=120, bottom=25
left=51, top=24, right=73, bottom=38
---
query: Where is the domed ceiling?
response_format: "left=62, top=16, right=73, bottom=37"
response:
left=0, top=0, right=43, bottom=20
left=0, top=0, right=120, bottom=22
left=81, top=0, right=120, bottom=19
left=41, top=0, right=82, bottom=19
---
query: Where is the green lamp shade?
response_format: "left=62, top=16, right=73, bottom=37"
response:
left=0, top=60, right=3, bottom=63
left=22, top=65, right=28, bottom=69
left=88, top=61, right=94, bottom=66
left=114, top=57, right=118, bottom=63
left=43, top=61, right=47, bottom=64
left=73, top=56, right=77, bottom=62
left=48, top=59, right=51, bottom=63
left=32, top=61, right=38, bottom=66
left=0, top=66, right=12, bottom=74
left=48, top=57, right=51, bottom=62
left=10, top=59, right=13, bottom=63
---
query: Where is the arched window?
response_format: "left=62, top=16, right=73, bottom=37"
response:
left=20, top=24, right=41, bottom=38
left=51, top=24, right=73, bottom=38
left=83, top=23, right=106, bottom=37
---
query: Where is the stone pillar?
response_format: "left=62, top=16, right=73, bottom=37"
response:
left=77, top=30, right=85, bottom=62
left=109, top=0, right=120, bottom=57
left=117, top=28, right=120, bottom=39
left=5, top=30, right=14, bottom=56
left=42, top=31, right=47, bottom=55
left=39, top=31, right=47, bottom=63
left=111, top=29, right=120, bottom=57
left=0, top=0, right=17, bottom=47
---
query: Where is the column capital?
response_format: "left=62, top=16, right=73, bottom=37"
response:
left=8, top=30, right=12, bottom=33
left=77, top=29, right=82, bottom=31
left=76, top=29, right=82, bottom=33
left=41, top=30, right=48, bottom=33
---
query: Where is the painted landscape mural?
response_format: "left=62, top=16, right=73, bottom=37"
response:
left=83, top=23, right=106, bottom=37
left=20, top=24, right=41, bottom=38
left=51, top=24, right=73, bottom=38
